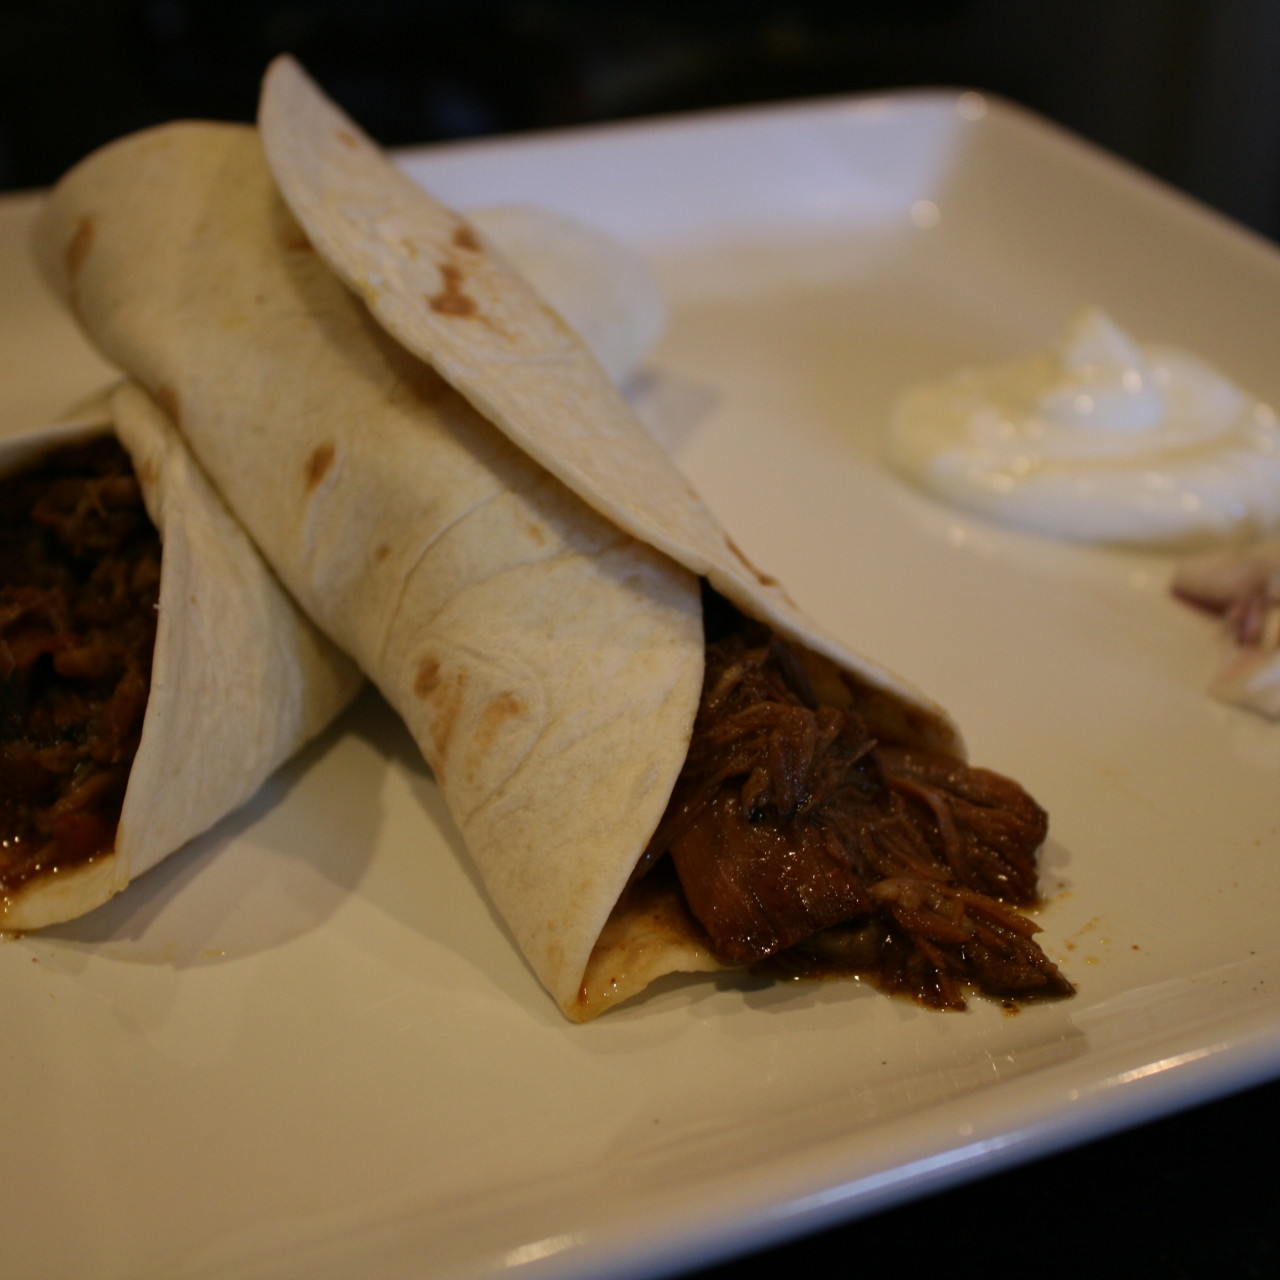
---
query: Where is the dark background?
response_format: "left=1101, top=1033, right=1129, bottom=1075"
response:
left=3, top=2, right=1278, bottom=1276
left=4, top=0, right=1280, bottom=239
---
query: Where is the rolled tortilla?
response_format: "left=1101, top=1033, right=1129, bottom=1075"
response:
left=465, top=204, right=666, bottom=386
left=0, top=383, right=363, bottom=929
left=32, top=64, right=967, bottom=1017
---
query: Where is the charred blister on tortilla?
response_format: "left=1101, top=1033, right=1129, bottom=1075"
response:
left=0, top=437, right=160, bottom=895
left=639, top=588, right=1074, bottom=1010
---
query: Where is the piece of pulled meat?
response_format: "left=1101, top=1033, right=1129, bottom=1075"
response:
left=642, top=601, right=1073, bottom=1010
left=0, top=437, right=160, bottom=896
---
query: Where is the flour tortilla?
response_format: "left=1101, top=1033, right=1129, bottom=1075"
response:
left=465, top=204, right=665, bottom=385
left=256, top=57, right=957, bottom=759
left=0, top=383, right=362, bottom=929
left=33, top=68, right=960, bottom=1017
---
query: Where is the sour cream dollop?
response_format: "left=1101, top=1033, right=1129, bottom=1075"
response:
left=887, top=308, right=1280, bottom=547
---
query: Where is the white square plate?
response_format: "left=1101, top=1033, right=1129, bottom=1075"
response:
left=4, top=89, right=1280, bottom=1280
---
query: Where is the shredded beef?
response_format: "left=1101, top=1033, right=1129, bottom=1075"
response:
left=643, top=602, right=1073, bottom=1009
left=0, top=437, right=160, bottom=895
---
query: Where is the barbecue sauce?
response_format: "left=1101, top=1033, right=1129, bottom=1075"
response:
left=643, top=593, right=1073, bottom=1009
left=0, top=437, right=160, bottom=896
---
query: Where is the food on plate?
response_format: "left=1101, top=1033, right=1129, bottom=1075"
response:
left=465, top=204, right=665, bottom=385
left=0, top=385, right=362, bottom=929
left=32, top=55, right=1071, bottom=1017
left=1, top=428, right=159, bottom=915
left=628, top=591, right=1070, bottom=1010
left=888, top=308, right=1280, bottom=547
left=1173, top=538, right=1280, bottom=717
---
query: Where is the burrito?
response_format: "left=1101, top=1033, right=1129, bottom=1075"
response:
left=464, top=203, right=665, bottom=387
left=0, top=383, right=363, bottom=929
left=32, top=57, right=1072, bottom=1017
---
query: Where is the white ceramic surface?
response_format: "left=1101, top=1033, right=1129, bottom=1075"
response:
left=4, top=90, right=1280, bottom=1280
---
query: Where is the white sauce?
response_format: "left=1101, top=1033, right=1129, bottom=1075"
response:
left=887, top=308, right=1280, bottom=547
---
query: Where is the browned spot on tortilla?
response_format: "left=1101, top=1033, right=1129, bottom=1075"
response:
left=135, top=456, right=160, bottom=492
left=482, top=691, right=525, bottom=731
left=414, top=657, right=441, bottom=697
left=154, top=384, right=181, bottom=425
left=304, top=442, right=335, bottom=491
left=524, top=522, right=547, bottom=546
left=427, top=263, right=478, bottom=318
left=465, top=691, right=528, bottom=766
left=430, top=671, right=469, bottom=766
left=375, top=543, right=392, bottom=564
left=452, top=224, right=481, bottom=252
left=399, top=238, right=419, bottom=260
left=336, top=128, right=359, bottom=149
left=280, top=220, right=314, bottom=253
left=724, top=535, right=780, bottom=588
left=65, top=216, right=96, bottom=286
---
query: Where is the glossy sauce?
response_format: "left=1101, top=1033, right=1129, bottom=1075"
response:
left=0, top=438, right=159, bottom=893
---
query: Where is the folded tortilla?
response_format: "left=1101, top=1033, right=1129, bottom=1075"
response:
left=0, top=383, right=363, bottom=929
left=33, top=59, right=972, bottom=1017
left=465, top=204, right=665, bottom=386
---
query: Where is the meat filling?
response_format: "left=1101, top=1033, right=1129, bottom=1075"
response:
left=643, top=598, right=1073, bottom=1009
left=0, top=438, right=160, bottom=896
